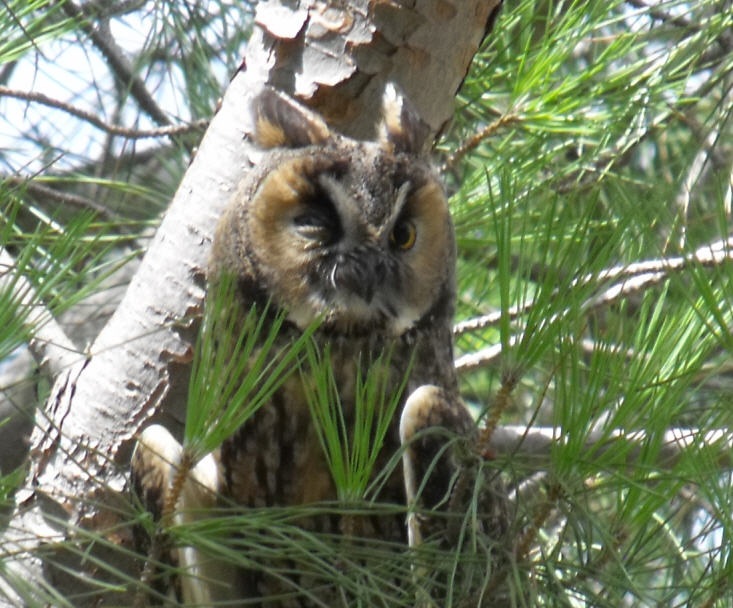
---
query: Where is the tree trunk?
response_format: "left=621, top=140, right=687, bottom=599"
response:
left=0, top=1, right=501, bottom=604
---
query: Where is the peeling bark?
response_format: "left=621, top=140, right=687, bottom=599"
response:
left=0, top=1, right=501, bottom=604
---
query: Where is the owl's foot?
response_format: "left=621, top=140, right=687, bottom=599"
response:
left=131, top=424, right=232, bottom=606
left=400, top=385, right=512, bottom=604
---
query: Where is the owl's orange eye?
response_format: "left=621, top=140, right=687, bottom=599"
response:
left=390, top=219, right=416, bottom=250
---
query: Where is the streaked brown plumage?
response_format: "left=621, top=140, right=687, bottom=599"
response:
left=131, top=85, right=508, bottom=606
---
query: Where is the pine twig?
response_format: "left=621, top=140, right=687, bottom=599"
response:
left=4, top=177, right=113, bottom=217
left=479, top=370, right=519, bottom=445
left=133, top=449, right=196, bottom=608
left=455, top=234, right=733, bottom=340
left=0, top=248, right=80, bottom=378
left=487, top=425, right=733, bottom=470
left=514, top=481, right=563, bottom=561
left=0, top=86, right=209, bottom=140
left=668, top=82, right=733, bottom=250
left=442, top=112, right=519, bottom=173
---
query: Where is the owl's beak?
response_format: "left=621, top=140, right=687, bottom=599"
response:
left=330, top=252, right=386, bottom=304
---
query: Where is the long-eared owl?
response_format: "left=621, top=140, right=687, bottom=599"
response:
left=131, top=85, right=507, bottom=606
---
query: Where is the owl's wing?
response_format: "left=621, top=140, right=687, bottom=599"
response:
left=399, top=385, right=510, bottom=548
left=131, top=425, right=234, bottom=606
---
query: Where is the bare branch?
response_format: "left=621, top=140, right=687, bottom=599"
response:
left=626, top=0, right=733, bottom=59
left=5, top=177, right=113, bottom=217
left=585, top=236, right=733, bottom=309
left=60, top=1, right=171, bottom=127
left=0, top=86, right=208, bottom=140
left=454, top=310, right=504, bottom=336
left=489, top=424, right=733, bottom=469
left=455, top=235, right=733, bottom=338
left=84, top=0, right=148, bottom=19
left=455, top=338, right=512, bottom=373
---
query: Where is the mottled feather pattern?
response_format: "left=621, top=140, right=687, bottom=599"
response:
left=132, top=85, right=508, bottom=606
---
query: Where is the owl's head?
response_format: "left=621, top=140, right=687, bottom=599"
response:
left=212, top=86, right=455, bottom=338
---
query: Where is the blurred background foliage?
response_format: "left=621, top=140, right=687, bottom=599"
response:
left=1, top=0, right=732, bottom=605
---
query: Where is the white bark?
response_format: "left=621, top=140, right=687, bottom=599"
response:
left=0, top=1, right=501, bottom=604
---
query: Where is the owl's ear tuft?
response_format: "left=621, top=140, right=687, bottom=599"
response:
left=251, top=87, right=331, bottom=149
left=379, top=83, right=431, bottom=155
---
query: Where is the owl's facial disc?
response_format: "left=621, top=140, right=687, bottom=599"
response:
left=282, top=173, right=433, bottom=336
left=250, top=148, right=453, bottom=338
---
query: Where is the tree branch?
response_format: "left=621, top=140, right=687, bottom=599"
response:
left=455, top=234, right=733, bottom=339
left=4, top=177, right=113, bottom=217
left=442, top=112, right=519, bottom=173
left=488, top=425, right=733, bottom=470
left=0, top=249, right=80, bottom=378
left=0, top=86, right=208, bottom=140
left=670, top=82, right=733, bottom=249
left=60, top=0, right=171, bottom=127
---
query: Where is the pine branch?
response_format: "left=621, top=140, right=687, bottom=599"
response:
left=455, top=234, right=733, bottom=342
left=4, top=177, right=113, bottom=217
left=0, top=86, right=208, bottom=139
left=0, top=248, right=80, bottom=378
left=488, top=424, right=732, bottom=470
left=670, top=82, right=733, bottom=249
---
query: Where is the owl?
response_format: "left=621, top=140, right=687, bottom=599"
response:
left=131, top=85, right=509, bottom=606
